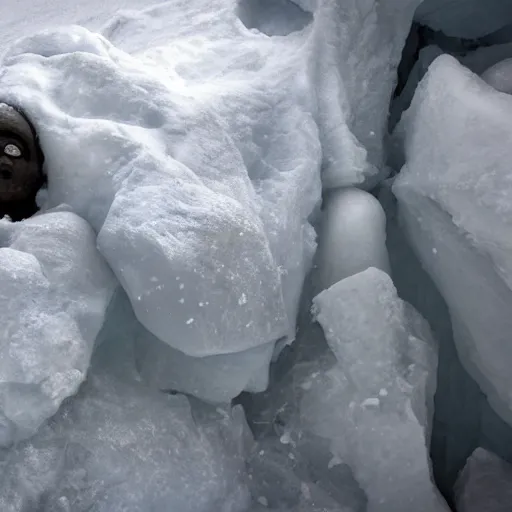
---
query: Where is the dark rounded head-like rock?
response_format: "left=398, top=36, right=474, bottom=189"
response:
left=0, top=103, right=45, bottom=221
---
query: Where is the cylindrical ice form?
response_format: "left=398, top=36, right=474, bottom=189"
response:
left=314, top=187, right=390, bottom=292
left=482, top=58, right=512, bottom=95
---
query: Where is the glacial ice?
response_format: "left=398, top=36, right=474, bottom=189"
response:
left=393, top=55, right=512, bottom=425
left=0, top=208, right=116, bottom=446
left=455, top=448, right=512, bottom=512
left=101, top=0, right=421, bottom=189
left=463, top=43, right=512, bottom=76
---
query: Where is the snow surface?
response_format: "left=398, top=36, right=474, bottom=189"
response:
left=394, top=55, right=512, bottom=426
left=0, top=332, right=250, bottom=512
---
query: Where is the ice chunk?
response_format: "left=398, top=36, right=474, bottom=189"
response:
left=455, top=448, right=512, bottom=512
left=314, top=188, right=390, bottom=293
left=414, top=0, right=512, bottom=39
left=246, top=268, right=447, bottom=511
left=102, top=0, right=420, bottom=188
left=380, top=182, right=512, bottom=496
left=0, top=336, right=250, bottom=512
left=393, top=55, right=512, bottom=425
left=135, top=323, right=275, bottom=403
left=0, top=210, right=116, bottom=447
left=481, top=58, right=512, bottom=94
left=310, top=268, right=448, bottom=512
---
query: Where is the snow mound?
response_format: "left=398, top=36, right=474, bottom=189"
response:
left=455, top=448, right=512, bottom=512
left=0, top=336, right=250, bottom=512
left=0, top=209, right=116, bottom=446
left=393, top=55, right=512, bottom=425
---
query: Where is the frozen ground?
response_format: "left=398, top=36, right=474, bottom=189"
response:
left=1, top=0, right=512, bottom=510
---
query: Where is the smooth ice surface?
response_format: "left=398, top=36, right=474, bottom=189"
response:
left=393, top=55, right=512, bottom=425
left=481, top=58, right=512, bottom=94
left=414, top=0, right=512, bottom=39
left=455, top=448, right=512, bottom=512
left=0, top=209, right=116, bottom=446
left=314, top=188, right=390, bottom=292
left=311, top=268, right=447, bottom=512
left=0, top=336, right=250, bottom=512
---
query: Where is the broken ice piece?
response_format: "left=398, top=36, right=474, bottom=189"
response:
left=455, top=448, right=512, bottom=512
left=311, top=268, right=449, bottom=512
